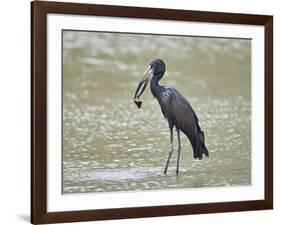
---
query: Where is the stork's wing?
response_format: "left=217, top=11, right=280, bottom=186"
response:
left=169, top=88, right=199, bottom=136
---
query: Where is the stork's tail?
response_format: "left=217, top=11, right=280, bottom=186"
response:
left=191, top=130, right=209, bottom=160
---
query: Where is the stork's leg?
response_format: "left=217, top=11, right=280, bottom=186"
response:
left=176, top=129, right=181, bottom=175
left=164, top=125, right=174, bottom=174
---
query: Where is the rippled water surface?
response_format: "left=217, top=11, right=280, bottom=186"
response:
left=62, top=31, right=251, bottom=194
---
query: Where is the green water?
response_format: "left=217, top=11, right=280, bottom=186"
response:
left=62, top=31, right=251, bottom=194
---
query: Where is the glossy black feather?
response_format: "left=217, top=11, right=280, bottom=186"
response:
left=149, top=59, right=209, bottom=159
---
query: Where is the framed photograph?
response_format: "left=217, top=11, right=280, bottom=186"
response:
left=31, top=1, right=273, bottom=224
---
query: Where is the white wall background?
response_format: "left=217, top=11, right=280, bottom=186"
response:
left=0, top=0, right=279, bottom=224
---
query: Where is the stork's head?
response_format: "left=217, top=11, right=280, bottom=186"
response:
left=134, top=59, right=166, bottom=108
left=149, top=58, right=166, bottom=79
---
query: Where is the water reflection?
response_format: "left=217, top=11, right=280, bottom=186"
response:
left=63, top=31, right=251, bottom=194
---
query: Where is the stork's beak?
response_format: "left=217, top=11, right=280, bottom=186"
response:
left=134, top=65, right=153, bottom=108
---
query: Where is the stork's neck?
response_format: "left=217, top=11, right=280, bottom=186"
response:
left=150, top=76, right=163, bottom=98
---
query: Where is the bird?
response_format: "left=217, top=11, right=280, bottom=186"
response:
left=134, top=59, right=209, bottom=175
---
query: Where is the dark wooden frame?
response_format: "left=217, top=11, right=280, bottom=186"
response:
left=31, top=1, right=273, bottom=224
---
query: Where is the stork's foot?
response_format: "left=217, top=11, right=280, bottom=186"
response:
left=164, top=144, right=174, bottom=175
left=164, top=165, right=168, bottom=175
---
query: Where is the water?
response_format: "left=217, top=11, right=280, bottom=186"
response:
left=62, top=31, right=251, bottom=194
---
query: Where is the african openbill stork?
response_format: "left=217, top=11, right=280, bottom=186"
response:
left=134, top=59, right=209, bottom=175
